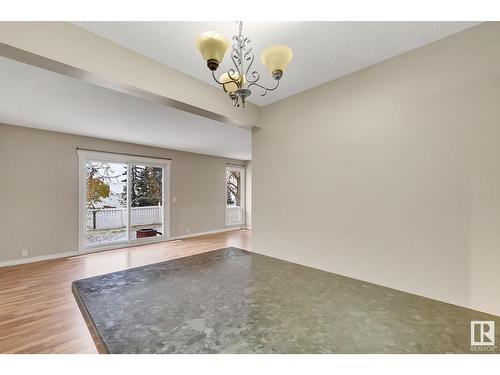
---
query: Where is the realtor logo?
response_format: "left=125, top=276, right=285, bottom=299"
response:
left=470, top=321, right=495, bottom=346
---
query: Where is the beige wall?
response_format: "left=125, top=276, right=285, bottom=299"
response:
left=245, top=161, right=252, bottom=228
left=253, top=23, right=500, bottom=315
left=0, top=123, right=241, bottom=263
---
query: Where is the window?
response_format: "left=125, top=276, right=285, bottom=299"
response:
left=78, top=150, right=170, bottom=252
left=226, top=165, right=245, bottom=226
left=226, top=169, right=241, bottom=206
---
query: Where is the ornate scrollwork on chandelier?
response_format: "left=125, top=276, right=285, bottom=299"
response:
left=196, top=21, right=292, bottom=108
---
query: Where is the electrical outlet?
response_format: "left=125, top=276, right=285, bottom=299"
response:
left=186, top=228, right=190, bottom=234
left=173, top=196, right=177, bottom=203
left=21, top=249, right=29, bottom=257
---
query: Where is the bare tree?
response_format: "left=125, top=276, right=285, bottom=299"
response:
left=226, top=170, right=241, bottom=206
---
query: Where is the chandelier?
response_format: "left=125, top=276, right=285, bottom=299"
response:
left=196, top=21, right=293, bottom=108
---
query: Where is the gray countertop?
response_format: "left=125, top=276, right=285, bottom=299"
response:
left=72, top=247, right=499, bottom=353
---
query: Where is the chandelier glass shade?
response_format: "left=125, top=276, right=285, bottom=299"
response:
left=261, top=45, right=293, bottom=73
left=219, top=71, right=246, bottom=93
left=195, top=31, right=229, bottom=70
left=196, top=21, right=293, bottom=108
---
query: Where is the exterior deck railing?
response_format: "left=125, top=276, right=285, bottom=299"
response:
left=86, top=206, right=162, bottom=230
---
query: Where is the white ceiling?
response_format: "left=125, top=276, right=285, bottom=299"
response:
left=0, top=57, right=251, bottom=160
left=74, top=21, right=480, bottom=106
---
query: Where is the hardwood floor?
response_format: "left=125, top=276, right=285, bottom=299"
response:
left=0, top=229, right=251, bottom=354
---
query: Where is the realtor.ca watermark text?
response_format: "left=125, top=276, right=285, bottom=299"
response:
left=470, top=321, right=496, bottom=352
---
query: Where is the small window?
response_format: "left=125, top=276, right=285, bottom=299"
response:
left=226, top=166, right=245, bottom=226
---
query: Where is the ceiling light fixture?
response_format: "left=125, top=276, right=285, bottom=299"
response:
left=196, top=21, right=293, bottom=108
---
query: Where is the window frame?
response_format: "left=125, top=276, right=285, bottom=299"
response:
left=225, top=165, right=246, bottom=227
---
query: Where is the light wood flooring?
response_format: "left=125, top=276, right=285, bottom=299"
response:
left=0, top=229, right=251, bottom=353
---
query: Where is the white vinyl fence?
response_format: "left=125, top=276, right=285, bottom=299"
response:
left=87, top=206, right=163, bottom=230
left=226, top=206, right=244, bottom=226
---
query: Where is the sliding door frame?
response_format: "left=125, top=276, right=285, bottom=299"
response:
left=77, top=150, right=171, bottom=254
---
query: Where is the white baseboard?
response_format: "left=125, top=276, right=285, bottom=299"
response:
left=170, top=226, right=243, bottom=240
left=0, top=227, right=246, bottom=268
left=0, top=251, right=78, bottom=268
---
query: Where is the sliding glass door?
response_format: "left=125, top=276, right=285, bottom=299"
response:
left=129, top=164, right=164, bottom=241
left=85, top=160, right=128, bottom=248
left=78, top=150, right=170, bottom=252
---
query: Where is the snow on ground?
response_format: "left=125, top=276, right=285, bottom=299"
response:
left=86, top=224, right=163, bottom=246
